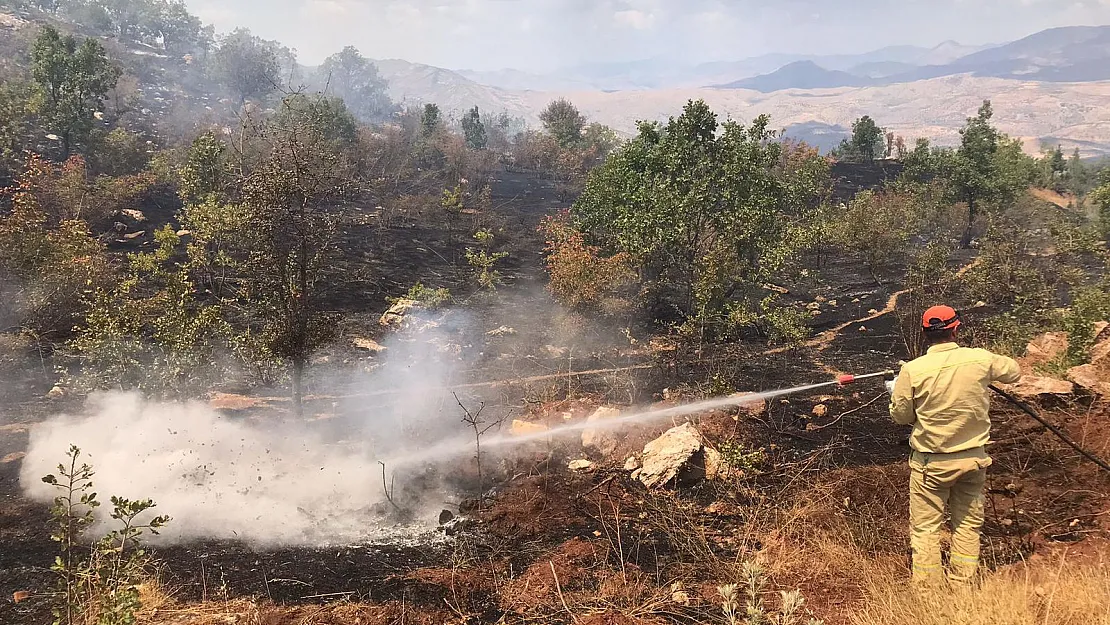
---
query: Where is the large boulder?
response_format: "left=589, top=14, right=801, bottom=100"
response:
left=1067, top=363, right=1110, bottom=397
left=1001, top=374, right=1074, bottom=400
left=581, top=406, right=622, bottom=458
left=1025, top=332, right=1069, bottom=366
left=638, top=423, right=706, bottom=488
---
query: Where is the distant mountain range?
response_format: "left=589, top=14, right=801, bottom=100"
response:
left=714, top=25, right=1110, bottom=92
left=716, top=61, right=871, bottom=92
left=457, top=40, right=996, bottom=92
left=457, top=26, right=1110, bottom=95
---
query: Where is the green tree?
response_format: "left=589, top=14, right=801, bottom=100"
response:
left=539, top=98, right=586, bottom=147
left=850, top=115, right=884, bottom=163
left=178, top=131, right=228, bottom=204
left=571, top=99, right=830, bottom=341
left=461, top=105, right=487, bottom=150
left=951, top=100, right=1001, bottom=247
left=1091, top=169, right=1110, bottom=242
left=150, top=0, right=204, bottom=52
left=270, top=93, right=359, bottom=153
left=420, top=103, right=441, bottom=136
left=1066, top=148, right=1092, bottom=197
left=233, top=96, right=355, bottom=416
left=0, top=80, right=36, bottom=175
left=210, top=28, right=280, bottom=105
left=318, top=46, right=393, bottom=122
left=31, top=25, right=121, bottom=158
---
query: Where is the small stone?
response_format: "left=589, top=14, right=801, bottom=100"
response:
left=670, top=582, right=690, bottom=606
left=438, top=509, right=455, bottom=525
left=46, top=385, right=64, bottom=398
left=812, top=404, right=828, bottom=418
left=858, top=326, right=868, bottom=333
left=352, top=337, right=386, bottom=352
left=568, top=459, right=595, bottom=473
left=1001, top=518, right=1013, bottom=527
left=868, top=308, right=879, bottom=315
left=624, top=455, right=641, bottom=471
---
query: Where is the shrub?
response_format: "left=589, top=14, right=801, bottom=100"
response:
left=719, top=561, right=825, bottom=625
left=87, top=128, right=152, bottom=177
left=540, top=211, right=636, bottom=315
left=466, top=229, right=508, bottom=290
left=395, top=282, right=452, bottom=309
left=834, top=189, right=918, bottom=281
left=0, top=158, right=114, bottom=344
left=896, top=241, right=958, bottom=359
left=42, top=445, right=170, bottom=625
left=66, top=226, right=234, bottom=398
left=1060, top=284, right=1110, bottom=367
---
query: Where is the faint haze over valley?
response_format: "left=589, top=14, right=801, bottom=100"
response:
left=172, top=0, right=1110, bottom=156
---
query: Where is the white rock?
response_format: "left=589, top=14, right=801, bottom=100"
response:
left=568, top=459, right=595, bottom=473
left=638, top=423, right=705, bottom=488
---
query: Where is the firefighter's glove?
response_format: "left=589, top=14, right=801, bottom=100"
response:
left=884, top=377, right=898, bottom=395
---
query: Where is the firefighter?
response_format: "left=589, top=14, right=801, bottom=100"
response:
left=886, top=305, right=1022, bottom=586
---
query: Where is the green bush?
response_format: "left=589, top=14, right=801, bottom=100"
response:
left=395, top=282, right=452, bottom=309
left=43, top=445, right=170, bottom=625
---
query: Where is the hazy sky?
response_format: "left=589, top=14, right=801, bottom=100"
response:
left=184, top=0, right=1110, bottom=71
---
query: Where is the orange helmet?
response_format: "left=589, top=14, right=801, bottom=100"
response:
left=922, top=305, right=961, bottom=332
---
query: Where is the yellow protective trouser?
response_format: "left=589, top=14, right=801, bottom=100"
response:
left=908, top=447, right=991, bottom=586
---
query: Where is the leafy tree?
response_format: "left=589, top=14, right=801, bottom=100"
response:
left=31, top=25, right=121, bottom=158
left=1091, top=169, right=1110, bottom=242
left=151, top=0, right=204, bottom=52
left=0, top=80, right=36, bottom=176
left=461, top=105, right=487, bottom=150
left=68, top=226, right=234, bottom=398
left=841, top=115, right=884, bottom=163
left=178, top=131, right=228, bottom=204
left=950, top=101, right=1002, bottom=247
left=539, top=98, right=585, bottom=147
left=903, top=102, right=1035, bottom=248
left=232, top=95, right=355, bottom=416
left=0, top=155, right=113, bottom=344
left=420, top=103, right=441, bottom=136
left=210, top=28, right=281, bottom=105
left=571, top=99, right=830, bottom=341
left=1066, top=148, right=1093, bottom=197
left=318, top=46, right=392, bottom=122
left=582, top=122, right=621, bottom=157
left=270, top=93, right=359, bottom=153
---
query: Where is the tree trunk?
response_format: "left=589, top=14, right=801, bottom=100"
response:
left=960, top=198, right=977, bottom=249
left=291, top=357, right=304, bottom=419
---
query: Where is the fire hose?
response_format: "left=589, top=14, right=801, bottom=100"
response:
left=801, top=369, right=1110, bottom=475
left=989, top=385, right=1110, bottom=475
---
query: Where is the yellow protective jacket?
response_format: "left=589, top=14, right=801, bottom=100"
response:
left=889, top=343, right=1022, bottom=453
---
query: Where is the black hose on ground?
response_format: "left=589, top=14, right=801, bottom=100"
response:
left=990, top=385, right=1110, bottom=475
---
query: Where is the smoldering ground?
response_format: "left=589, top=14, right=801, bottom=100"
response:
left=17, top=309, right=490, bottom=547
left=16, top=297, right=626, bottom=547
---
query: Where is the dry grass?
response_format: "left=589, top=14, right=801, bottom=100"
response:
left=852, top=554, right=1110, bottom=625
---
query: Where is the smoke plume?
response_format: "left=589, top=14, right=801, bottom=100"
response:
left=18, top=310, right=485, bottom=547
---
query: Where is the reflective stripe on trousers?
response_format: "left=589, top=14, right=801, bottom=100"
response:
left=908, top=447, right=991, bottom=585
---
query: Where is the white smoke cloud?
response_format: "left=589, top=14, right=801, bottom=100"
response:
left=18, top=310, right=483, bottom=547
